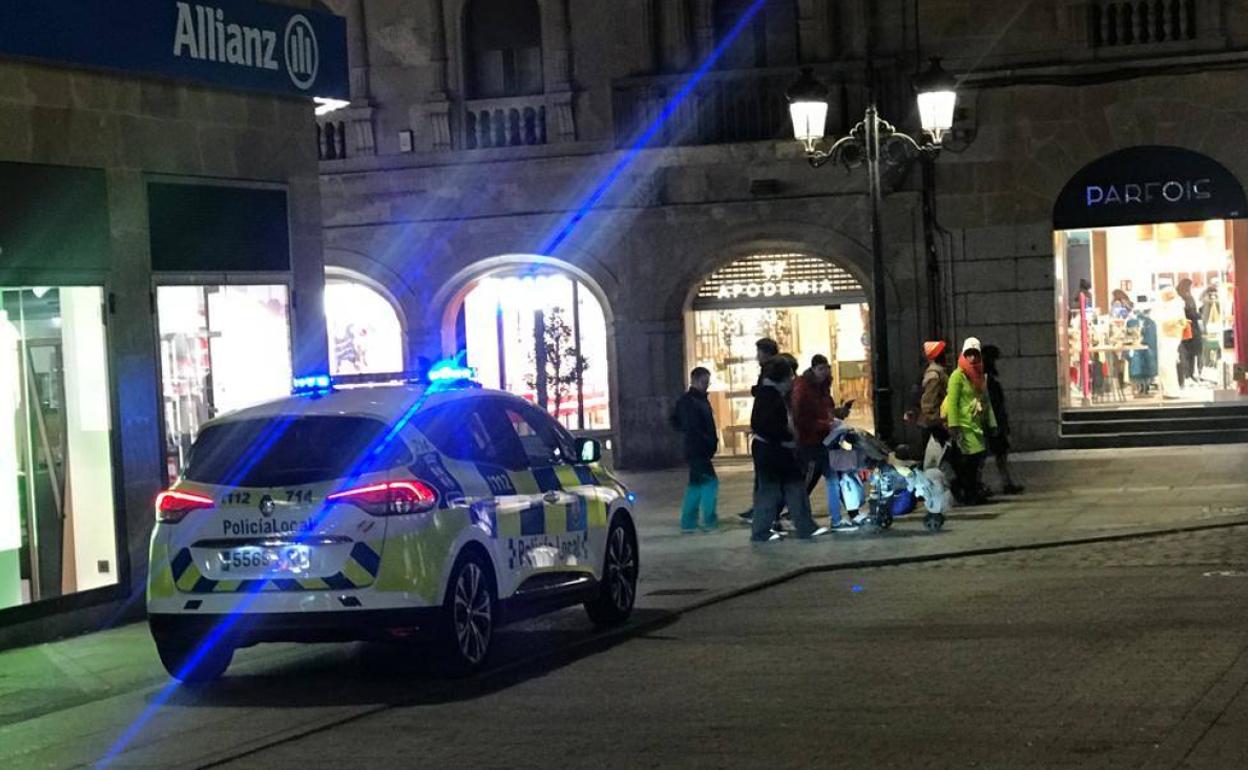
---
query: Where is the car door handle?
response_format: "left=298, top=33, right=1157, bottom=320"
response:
left=542, top=491, right=561, bottom=504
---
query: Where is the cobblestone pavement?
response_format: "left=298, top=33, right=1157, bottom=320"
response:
left=2, top=445, right=1248, bottom=768
left=209, top=527, right=1248, bottom=770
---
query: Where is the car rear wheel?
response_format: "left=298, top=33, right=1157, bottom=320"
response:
left=434, top=550, right=496, bottom=676
left=151, top=627, right=234, bottom=683
left=585, top=518, right=638, bottom=627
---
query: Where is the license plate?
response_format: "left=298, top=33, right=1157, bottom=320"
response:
left=217, top=545, right=311, bottom=576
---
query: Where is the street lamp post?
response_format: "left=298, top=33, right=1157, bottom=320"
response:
left=787, top=59, right=957, bottom=444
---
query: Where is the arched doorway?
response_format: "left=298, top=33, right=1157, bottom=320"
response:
left=686, top=252, right=872, bottom=456
left=451, top=266, right=611, bottom=432
left=1052, top=146, right=1248, bottom=413
left=323, top=269, right=406, bottom=376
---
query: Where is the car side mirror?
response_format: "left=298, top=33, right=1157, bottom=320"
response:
left=575, top=437, right=601, bottom=464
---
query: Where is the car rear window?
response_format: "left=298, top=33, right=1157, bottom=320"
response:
left=184, top=416, right=413, bottom=487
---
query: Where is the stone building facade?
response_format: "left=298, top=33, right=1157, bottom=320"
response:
left=0, top=0, right=342, bottom=646
left=319, top=0, right=1248, bottom=468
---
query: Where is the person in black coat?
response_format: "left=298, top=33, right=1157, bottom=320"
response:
left=982, top=345, right=1023, bottom=495
left=674, top=367, right=719, bottom=532
left=738, top=337, right=780, bottom=523
left=749, top=359, right=826, bottom=542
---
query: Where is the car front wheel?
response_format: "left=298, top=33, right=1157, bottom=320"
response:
left=585, top=518, right=638, bottom=627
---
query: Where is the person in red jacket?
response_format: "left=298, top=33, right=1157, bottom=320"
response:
left=792, top=355, right=856, bottom=530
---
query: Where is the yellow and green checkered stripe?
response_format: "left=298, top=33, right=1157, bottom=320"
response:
left=170, top=542, right=382, bottom=594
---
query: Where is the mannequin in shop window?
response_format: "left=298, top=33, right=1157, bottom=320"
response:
left=1154, top=284, right=1186, bottom=399
left=1176, top=278, right=1203, bottom=387
left=1126, top=295, right=1158, bottom=397
left=1200, top=282, right=1224, bottom=376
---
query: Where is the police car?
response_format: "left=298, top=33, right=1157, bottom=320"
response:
left=147, top=368, right=638, bottom=682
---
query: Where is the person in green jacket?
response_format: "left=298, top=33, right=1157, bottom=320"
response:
left=942, top=337, right=997, bottom=505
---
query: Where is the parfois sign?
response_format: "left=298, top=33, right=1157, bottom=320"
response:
left=1055, top=146, right=1246, bottom=230
left=0, top=0, right=347, bottom=100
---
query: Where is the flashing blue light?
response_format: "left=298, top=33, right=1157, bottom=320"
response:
left=626, top=492, right=637, bottom=503
left=427, top=363, right=476, bottom=382
left=851, top=584, right=864, bottom=593
left=292, top=374, right=332, bottom=394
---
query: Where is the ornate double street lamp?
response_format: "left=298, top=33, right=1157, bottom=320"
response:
left=787, top=58, right=958, bottom=443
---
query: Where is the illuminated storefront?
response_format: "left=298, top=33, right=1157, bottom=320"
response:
left=0, top=0, right=346, bottom=643
left=457, top=270, right=611, bottom=432
left=686, top=253, right=872, bottom=456
left=1054, top=147, right=1248, bottom=414
left=325, top=273, right=406, bottom=376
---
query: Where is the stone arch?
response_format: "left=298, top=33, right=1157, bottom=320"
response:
left=432, top=253, right=618, bottom=432
left=324, top=265, right=410, bottom=371
left=670, top=220, right=874, bottom=319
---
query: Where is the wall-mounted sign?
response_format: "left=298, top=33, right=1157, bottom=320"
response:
left=693, top=253, right=865, bottom=310
left=1054, top=146, right=1247, bottom=230
left=0, top=0, right=347, bottom=100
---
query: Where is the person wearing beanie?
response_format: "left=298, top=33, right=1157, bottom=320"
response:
left=792, top=354, right=856, bottom=530
left=917, top=340, right=951, bottom=456
left=941, top=337, right=997, bottom=505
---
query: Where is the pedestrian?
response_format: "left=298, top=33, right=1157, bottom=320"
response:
left=941, top=337, right=997, bottom=506
left=981, top=345, right=1023, bottom=495
left=1176, top=278, right=1202, bottom=386
left=750, top=358, right=828, bottom=542
left=792, top=354, right=856, bottom=530
left=737, top=337, right=780, bottom=524
left=673, top=367, right=720, bottom=533
left=917, top=340, right=950, bottom=464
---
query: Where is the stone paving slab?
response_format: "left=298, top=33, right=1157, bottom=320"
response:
left=1, top=444, right=1247, bottom=768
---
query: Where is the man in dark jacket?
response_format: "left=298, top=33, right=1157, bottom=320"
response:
left=674, top=367, right=719, bottom=532
left=793, top=354, right=856, bottom=529
left=738, top=338, right=781, bottom=523
left=750, top=359, right=827, bottom=542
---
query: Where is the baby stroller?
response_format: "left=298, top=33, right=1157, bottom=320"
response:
left=824, top=423, right=949, bottom=532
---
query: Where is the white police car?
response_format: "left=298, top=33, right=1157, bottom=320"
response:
left=147, top=370, right=638, bottom=681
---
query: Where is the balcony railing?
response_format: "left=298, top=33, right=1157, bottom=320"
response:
left=463, top=94, right=549, bottom=150
left=317, top=120, right=346, bottom=160
left=1086, top=0, right=1223, bottom=49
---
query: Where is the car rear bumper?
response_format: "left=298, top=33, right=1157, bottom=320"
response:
left=149, top=607, right=444, bottom=645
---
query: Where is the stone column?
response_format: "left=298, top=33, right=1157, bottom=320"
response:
left=426, top=0, right=452, bottom=150
left=636, top=0, right=659, bottom=72
left=796, top=0, right=832, bottom=62
left=544, top=0, right=573, bottom=92
left=544, top=0, right=576, bottom=142
left=659, top=0, right=692, bottom=71
left=346, top=0, right=371, bottom=103
left=692, top=0, right=714, bottom=61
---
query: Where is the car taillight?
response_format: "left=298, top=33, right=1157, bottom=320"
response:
left=155, top=489, right=215, bottom=523
left=326, top=481, right=438, bottom=516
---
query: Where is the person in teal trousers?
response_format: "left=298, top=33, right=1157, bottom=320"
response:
left=673, top=367, right=719, bottom=532
left=942, top=337, right=997, bottom=505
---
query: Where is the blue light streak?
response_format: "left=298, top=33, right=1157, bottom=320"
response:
left=97, top=355, right=473, bottom=768
left=537, top=0, right=771, bottom=257
left=98, top=0, right=771, bottom=759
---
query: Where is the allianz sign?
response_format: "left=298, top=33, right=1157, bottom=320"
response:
left=172, top=2, right=319, bottom=90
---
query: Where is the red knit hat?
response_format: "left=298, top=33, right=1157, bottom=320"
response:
left=923, top=340, right=947, bottom=361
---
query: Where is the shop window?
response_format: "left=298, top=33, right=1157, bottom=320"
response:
left=688, top=253, right=871, bottom=456
left=156, top=285, right=292, bottom=483
left=1, top=286, right=118, bottom=610
left=325, top=276, right=405, bottom=376
left=1056, top=221, right=1248, bottom=409
left=465, top=0, right=544, bottom=99
left=458, top=272, right=611, bottom=432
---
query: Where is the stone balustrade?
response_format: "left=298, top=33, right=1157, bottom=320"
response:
left=463, top=94, right=549, bottom=150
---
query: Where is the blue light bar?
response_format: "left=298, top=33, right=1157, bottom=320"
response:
left=291, top=374, right=332, bottom=395
left=427, top=362, right=476, bottom=383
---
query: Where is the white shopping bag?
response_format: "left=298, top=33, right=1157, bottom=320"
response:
left=923, top=435, right=946, bottom=470
left=839, top=473, right=865, bottom=510
left=922, top=468, right=950, bottom=514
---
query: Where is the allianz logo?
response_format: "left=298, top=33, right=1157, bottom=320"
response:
left=172, top=2, right=319, bottom=90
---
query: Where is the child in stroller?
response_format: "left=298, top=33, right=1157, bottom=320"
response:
left=824, top=422, right=950, bottom=532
